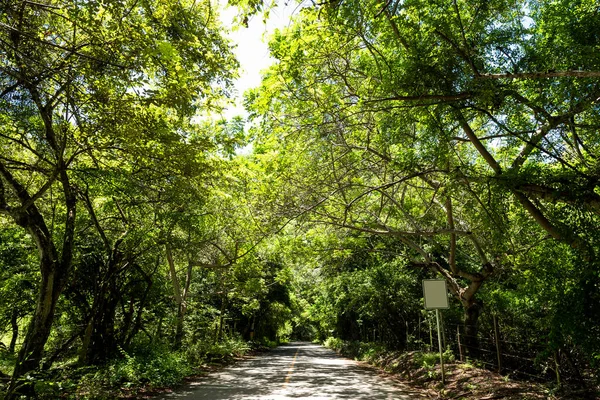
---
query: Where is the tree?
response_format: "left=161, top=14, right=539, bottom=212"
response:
left=246, top=0, right=600, bottom=353
left=0, top=0, right=236, bottom=393
left=0, top=222, right=36, bottom=354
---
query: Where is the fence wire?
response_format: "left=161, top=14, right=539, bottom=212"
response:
left=416, top=316, right=559, bottom=382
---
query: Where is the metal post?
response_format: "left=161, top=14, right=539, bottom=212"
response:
left=429, top=314, right=433, bottom=350
left=493, top=314, right=502, bottom=373
left=436, top=309, right=445, bottom=385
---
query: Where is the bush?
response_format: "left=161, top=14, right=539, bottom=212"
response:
left=184, top=335, right=250, bottom=365
left=323, top=337, right=344, bottom=351
left=357, top=342, right=386, bottom=363
left=21, top=336, right=252, bottom=399
left=76, top=343, right=192, bottom=398
left=415, top=349, right=455, bottom=368
left=323, top=338, right=389, bottom=365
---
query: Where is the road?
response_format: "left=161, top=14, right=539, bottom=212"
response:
left=155, top=342, right=430, bottom=400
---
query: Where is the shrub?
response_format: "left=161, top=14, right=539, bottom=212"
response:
left=184, top=335, right=250, bottom=365
left=76, top=343, right=192, bottom=398
left=415, top=349, right=455, bottom=368
left=323, top=337, right=344, bottom=351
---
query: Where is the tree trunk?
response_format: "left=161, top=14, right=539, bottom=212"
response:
left=4, top=165, right=76, bottom=398
left=8, top=308, right=18, bottom=354
left=80, top=252, right=121, bottom=365
left=79, top=320, right=93, bottom=365
left=8, top=257, right=66, bottom=398
left=174, top=263, right=193, bottom=349
left=124, top=264, right=153, bottom=347
left=155, top=315, right=164, bottom=341
left=166, top=244, right=186, bottom=348
left=85, top=294, right=119, bottom=364
left=175, top=303, right=185, bottom=348
left=464, top=300, right=481, bottom=358
left=215, top=295, right=227, bottom=344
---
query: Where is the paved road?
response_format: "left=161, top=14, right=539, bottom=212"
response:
left=155, top=342, right=430, bottom=399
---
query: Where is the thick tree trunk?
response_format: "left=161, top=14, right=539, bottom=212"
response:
left=8, top=257, right=66, bottom=398
left=4, top=174, right=76, bottom=398
left=464, top=300, right=481, bottom=358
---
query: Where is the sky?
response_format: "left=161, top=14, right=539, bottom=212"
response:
left=219, top=1, right=303, bottom=120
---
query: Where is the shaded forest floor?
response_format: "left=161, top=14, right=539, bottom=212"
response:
left=346, top=349, right=599, bottom=400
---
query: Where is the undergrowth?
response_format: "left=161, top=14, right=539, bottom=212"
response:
left=323, top=336, right=453, bottom=370
left=322, top=337, right=598, bottom=399
left=1, top=336, right=253, bottom=399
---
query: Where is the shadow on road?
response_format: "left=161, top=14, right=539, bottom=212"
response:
left=156, top=342, right=430, bottom=399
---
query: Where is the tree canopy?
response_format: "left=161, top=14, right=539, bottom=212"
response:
left=0, top=0, right=599, bottom=397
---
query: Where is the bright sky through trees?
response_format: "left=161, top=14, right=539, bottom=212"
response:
left=220, top=1, right=301, bottom=120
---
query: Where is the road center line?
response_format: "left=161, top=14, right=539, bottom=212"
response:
left=282, top=348, right=300, bottom=388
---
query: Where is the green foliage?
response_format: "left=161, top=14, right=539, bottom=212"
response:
left=73, top=344, right=192, bottom=398
left=246, top=0, right=600, bottom=384
left=1, top=0, right=600, bottom=395
left=0, top=350, right=15, bottom=376
left=415, top=349, right=455, bottom=368
left=101, top=345, right=191, bottom=387
left=184, top=335, right=250, bottom=365
left=258, top=338, right=280, bottom=349
left=323, top=337, right=344, bottom=352
left=17, top=336, right=254, bottom=399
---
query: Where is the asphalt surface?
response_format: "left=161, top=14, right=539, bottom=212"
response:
left=155, top=342, right=430, bottom=399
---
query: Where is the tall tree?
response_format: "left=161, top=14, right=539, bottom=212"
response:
left=246, top=0, right=600, bottom=345
left=0, top=0, right=236, bottom=394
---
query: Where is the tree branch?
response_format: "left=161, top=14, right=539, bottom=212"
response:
left=366, top=92, right=472, bottom=103
left=454, top=109, right=502, bottom=174
left=478, top=71, right=600, bottom=80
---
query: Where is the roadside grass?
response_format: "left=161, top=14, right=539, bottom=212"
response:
left=323, top=337, right=599, bottom=400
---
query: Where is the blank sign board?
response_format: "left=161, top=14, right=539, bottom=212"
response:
left=423, top=279, right=449, bottom=309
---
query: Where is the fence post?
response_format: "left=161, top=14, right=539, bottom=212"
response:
left=493, top=314, right=502, bottom=373
left=457, top=325, right=464, bottom=362
left=440, top=311, right=447, bottom=349
left=429, top=313, right=433, bottom=350
left=418, top=315, right=421, bottom=350
left=554, top=350, right=561, bottom=388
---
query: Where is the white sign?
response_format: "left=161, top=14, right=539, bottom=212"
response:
left=422, top=279, right=449, bottom=309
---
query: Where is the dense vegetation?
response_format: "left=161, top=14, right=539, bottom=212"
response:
left=1, top=0, right=599, bottom=398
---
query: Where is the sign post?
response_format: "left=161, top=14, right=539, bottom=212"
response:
left=422, top=279, right=449, bottom=385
